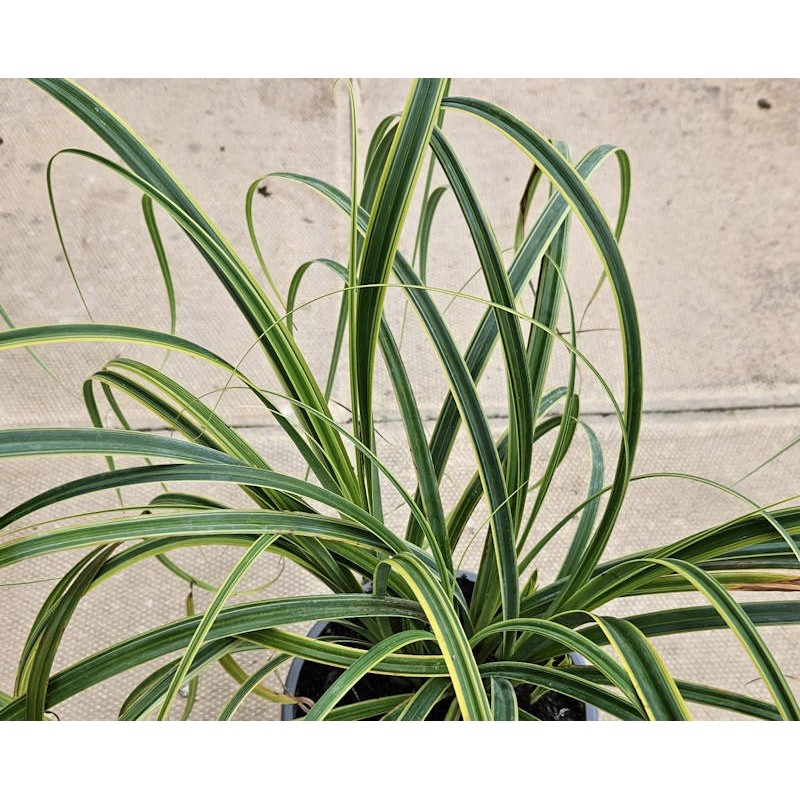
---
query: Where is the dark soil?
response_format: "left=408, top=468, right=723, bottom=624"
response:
left=286, top=575, right=587, bottom=721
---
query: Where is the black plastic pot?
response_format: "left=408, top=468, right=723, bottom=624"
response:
left=281, top=573, right=599, bottom=721
left=281, top=618, right=344, bottom=721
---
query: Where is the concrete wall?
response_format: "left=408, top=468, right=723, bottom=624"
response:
left=1, top=79, right=798, bottom=718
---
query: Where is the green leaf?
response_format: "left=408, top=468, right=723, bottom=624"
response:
left=645, top=558, right=800, bottom=720
left=518, top=186, right=576, bottom=553
left=274, top=173, right=522, bottom=626
left=156, top=531, right=281, bottom=719
left=326, top=694, right=413, bottom=721
left=557, top=422, right=605, bottom=578
left=0, top=425, right=242, bottom=465
left=415, top=185, right=447, bottom=283
left=218, top=653, right=297, bottom=717
left=140, top=194, right=177, bottom=341
left=120, top=638, right=239, bottom=720
left=395, top=677, right=451, bottom=720
left=379, top=552, right=491, bottom=720
left=0, top=508, right=405, bottom=570
left=87, top=361, right=315, bottom=513
left=0, top=320, right=341, bottom=494
left=0, top=458, right=406, bottom=545
left=282, top=255, right=449, bottom=576
left=576, top=666, right=781, bottom=721
left=286, top=259, right=349, bottom=411
left=592, top=616, right=690, bottom=720
left=353, top=78, right=447, bottom=511
left=363, top=114, right=398, bottom=192
left=490, top=678, right=518, bottom=721
left=520, top=600, right=800, bottom=667
left=22, top=545, right=117, bottom=720
left=13, top=549, right=107, bottom=697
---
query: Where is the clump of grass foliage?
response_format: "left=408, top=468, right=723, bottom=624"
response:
left=1, top=78, right=799, bottom=721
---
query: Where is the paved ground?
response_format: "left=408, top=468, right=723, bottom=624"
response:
left=1, top=78, right=798, bottom=719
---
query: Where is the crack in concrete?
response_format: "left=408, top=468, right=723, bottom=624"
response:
left=103, top=400, right=800, bottom=436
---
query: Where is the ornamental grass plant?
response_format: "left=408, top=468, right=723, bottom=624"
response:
left=1, top=78, right=798, bottom=721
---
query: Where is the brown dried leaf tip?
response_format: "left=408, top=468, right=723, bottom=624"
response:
left=732, top=577, right=800, bottom=592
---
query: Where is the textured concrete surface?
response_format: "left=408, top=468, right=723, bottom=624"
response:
left=1, top=79, right=798, bottom=719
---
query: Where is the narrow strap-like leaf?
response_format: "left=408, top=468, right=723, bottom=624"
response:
left=0, top=425, right=241, bottom=465
left=0, top=509, right=403, bottom=570
left=519, top=599, right=800, bottom=666
left=34, top=81, right=355, bottom=486
left=378, top=552, right=492, bottom=720
left=645, top=558, right=800, bottom=720
left=156, top=532, right=281, bottom=720
left=140, top=194, right=177, bottom=340
left=14, top=547, right=106, bottom=697
left=353, top=78, right=447, bottom=511
left=518, top=189, right=576, bottom=552
left=24, top=545, right=118, bottom=720
left=396, top=677, right=451, bottom=721
left=557, top=421, right=605, bottom=578
left=27, top=123, right=362, bottom=501
left=593, top=615, right=690, bottom=720
left=0, top=320, right=341, bottom=494
left=490, top=678, right=518, bottom=721
left=0, top=460, right=407, bottom=557
left=327, top=694, right=412, bottom=721
left=575, top=666, right=781, bottom=721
